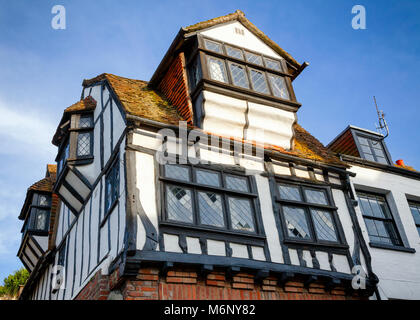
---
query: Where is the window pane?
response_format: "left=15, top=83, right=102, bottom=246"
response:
left=245, top=52, right=263, bottom=65
left=304, top=189, right=328, bottom=205
left=311, top=209, right=337, bottom=242
left=188, top=56, right=202, bottom=90
left=77, top=132, right=91, bottom=156
left=369, top=197, right=387, bottom=219
left=38, top=195, right=51, bottom=207
left=164, top=165, right=190, bottom=181
left=278, top=184, right=301, bottom=201
left=229, top=63, right=249, bottom=88
left=166, top=185, right=193, bottom=223
left=207, top=57, right=228, bottom=83
left=409, top=204, right=420, bottom=225
left=196, top=169, right=220, bottom=187
left=225, top=176, right=249, bottom=192
left=198, top=192, right=224, bottom=227
left=33, top=209, right=49, bottom=231
left=250, top=70, right=269, bottom=94
left=79, top=115, right=93, bottom=128
left=264, top=58, right=282, bottom=71
left=282, top=206, right=311, bottom=239
left=358, top=137, right=370, bottom=146
left=226, top=46, right=243, bottom=60
left=204, top=40, right=222, bottom=53
left=228, top=197, right=255, bottom=232
left=268, top=74, right=290, bottom=99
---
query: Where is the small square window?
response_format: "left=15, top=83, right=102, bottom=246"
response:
left=204, top=40, right=222, bottom=53
left=198, top=191, right=224, bottom=227
left=278, top=184, right=301, bottom=201
left=196, top=169, right=220, bottom=187
left=245, top=51, right=263, bottom=66
left=264, top=58, right=282, bottom=72
left=77, top=132, right=91, bottom=157
left=225, top=175, right=249, bottom=192
left=165, top=164, right=190, bottom=182
left=304, top=189, right=328, bottom=205
left=226, top=46, right=244, bottom=60
left=79, top=115, right=93, bottom=128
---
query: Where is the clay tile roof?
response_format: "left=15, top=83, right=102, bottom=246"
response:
left=183, top=10, right=301, bottom=69
left=292, top=124, right=345, bottom=166
left=47, top=164, right=57, bottom=181
left=64, top=95, right=97, bottom=113
left=83, top=73, right=183, bottom=125
left=29, top=177, right=53, bottom=193
left=394, top=163, right=417, bottom=172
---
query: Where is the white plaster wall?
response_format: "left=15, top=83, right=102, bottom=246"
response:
left=350, top=164, right=420, bottom=300
left=201, top=91, right=295, bottom=150
left=200, top=20, right=282, bottom=59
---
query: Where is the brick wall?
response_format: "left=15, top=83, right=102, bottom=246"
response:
left=76, top=267, right=367, bottom=300
left=75, top=270, right=110, bottom=300
left=157, top=52, right=193, bottom=124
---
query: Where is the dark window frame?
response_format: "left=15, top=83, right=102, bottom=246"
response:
left=351, top=129, right=392, bottom=165
left=103, top=154, right=120, bottom=224
left=407, top=200, right=420, bottom=237
left=159, top=162, right=265, bottom=238
left=356, top=191, right=403, bottom=247
left=22, top=192, right=52, bottom=236
left=273, top=179, right=347, bottom=248
left=74, top=113, right=94, bottom=160
left=190, top=35, right=296, bottom=104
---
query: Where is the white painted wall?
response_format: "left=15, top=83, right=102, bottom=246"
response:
left=349, top=164, right=420, bottom=300
left=201, top=90, right=295, bottom=150
left=200, top=20, right=282, bottom=59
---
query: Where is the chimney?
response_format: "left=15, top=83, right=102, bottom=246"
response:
left=396, top=159, right=405, bottom=167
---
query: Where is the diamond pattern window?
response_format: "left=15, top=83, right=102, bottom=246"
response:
left=268, top=74, right=290, bottom=100
left=245, top=51, right=263, bottom=66
left=249, top=69, right=269, bottom=94
left=229, top=63, right=249, bottom=89
left=204, top=39, right=223, bottom=53
left=275, top=182, right=341, bottom=244
left=357, top=192, right=402, bottom=246
left=226, top=46, right=244, bottom=60
left=207, top=57, right=228, bottom=83
left=161, top=164, right=260, bottom=234
left=105, top=157, right=120, bottom=214
left=264, top=57, right=282, bottom=71
left=75, top=114, right=93, bottom=159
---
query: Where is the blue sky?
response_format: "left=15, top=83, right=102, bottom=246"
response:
left=0, top=0, right=419, bottom=281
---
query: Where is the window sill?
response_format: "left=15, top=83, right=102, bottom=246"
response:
left=369, top=242, right=416, bottom=253
left=68, top=156, right=94, bottom=166
left=159, top=221, right=266, bottom=245
left=284, top=239, right=349, bottom=251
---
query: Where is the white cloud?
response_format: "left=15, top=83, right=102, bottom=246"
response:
left=0, top=99, right=57, bottom=158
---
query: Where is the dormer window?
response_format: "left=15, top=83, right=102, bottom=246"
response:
left=22, top=193, right=51, bottom=235
left=356, top=135, right=389, bottom=164
left=190, top=36, right=294, bottom=103
left=76, top=114, right=94, bottom=158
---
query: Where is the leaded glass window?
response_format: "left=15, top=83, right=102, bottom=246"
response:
left=188, top=56, right=202, bottom=90
left=207, top=56, right=228, bottom=83
left=204, top=39, right=223, bottom=53
left=268, top=74, right=290, bottom=100
left=226, top=46, right=244, bottom=60
left=161, top=164, right=260, bottom=234
left=249, top=69, right=269, bottom=94
left=229, top=63, right=249, bottom=89
left=264, top=57, right=282, bottom=71
left=357, top=192, right=402, bottom=246
left=245, top=51, right=263, bottom=66
left=275, top=182, right=341, bottom=244
left=76, top=114, right=93, bottom=158
left=105, top=157, right=120, bottom=213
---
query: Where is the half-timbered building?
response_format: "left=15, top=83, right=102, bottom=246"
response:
left=15, top=10, right=418, bottom=300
